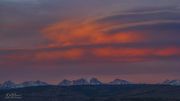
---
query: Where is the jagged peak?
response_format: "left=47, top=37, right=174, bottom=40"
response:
left=89, top=78, right=102, bottom=85
left=109, top=79, right=131, bottom=85
left=162, top=79, right=180, bottom=85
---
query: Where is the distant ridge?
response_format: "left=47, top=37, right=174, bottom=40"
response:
left=0, top=80, right=49, bottom=89
left=59, top=79, right=72, bottom=86
left=1, top=78, right=180, bottom=89
left=58, top=78, right=131, bottom=86
left=0, top=81, right=16, bottom=89
left=89, top=78, right=102, bottom=85
left=162, top=80, right=180, bottom=86
left=58, top=78, right=103, bottom=86
left=72, top=78, right=89, bottom=85
left=109, top=79, right=132, bottom=85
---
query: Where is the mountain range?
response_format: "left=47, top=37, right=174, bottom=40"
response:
left=0, top=78, right=180, bottom=89
left=59, top=78, right=103, bottom=86
left=162, top=80, right=180, bottom=86
left=0, top=80, right=49, bottom=89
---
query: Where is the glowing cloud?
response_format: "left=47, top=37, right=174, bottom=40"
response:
left=41, top=20, right=144, bottom=47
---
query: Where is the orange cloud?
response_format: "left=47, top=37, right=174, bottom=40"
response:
left=155, top=47, right=180, bottom=57
left=93, top=47, right=180, bottom=60
left=2, top=15, right=180, bottom=64
left=41, top=20, right=144, bottom=47
left=0, top=47, right=180, bottom=65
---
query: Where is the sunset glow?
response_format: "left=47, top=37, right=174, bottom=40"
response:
left=0, top=0, right=180, bottom=83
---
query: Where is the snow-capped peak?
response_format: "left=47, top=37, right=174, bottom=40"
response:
left=59, top=79, right=72, bottom=86
left=19, top=80, right=48, bottom=87
left=73, top=78, right=89, bottom=85
left=109, top=79, right=131, bottom=85
left=89, top=78, right=102, bottom=85
left=1, top=81, right=16, bottom=89
left=162, top=80, right=180, bottom=86
left=0, top=80, right=49, bottom=89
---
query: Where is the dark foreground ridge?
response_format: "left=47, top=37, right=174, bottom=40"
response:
left=0, top=84, right=180, bottom=101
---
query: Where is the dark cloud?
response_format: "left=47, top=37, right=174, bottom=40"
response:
left=107, top=22, right=180, bottom=33
left=97, top=8, right=180, bottom=25
left=106, top=22, right=180, bottom=43
left=95, top=7, right=180, bottom=47
left=125, top=6, right=179, bottom=13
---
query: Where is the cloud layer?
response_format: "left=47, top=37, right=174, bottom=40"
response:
left=1, top=6, right=180, bottom=65
left=0, top=0, right=180, bottom=83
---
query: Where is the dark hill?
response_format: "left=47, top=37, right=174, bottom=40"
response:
left=0, top=84, right=180, bottom=101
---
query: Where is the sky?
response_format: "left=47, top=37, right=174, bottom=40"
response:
left=0, top=0, right=180, bottom=84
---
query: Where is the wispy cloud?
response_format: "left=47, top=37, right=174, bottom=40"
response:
left=1, top=6, right=180, bottom=66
